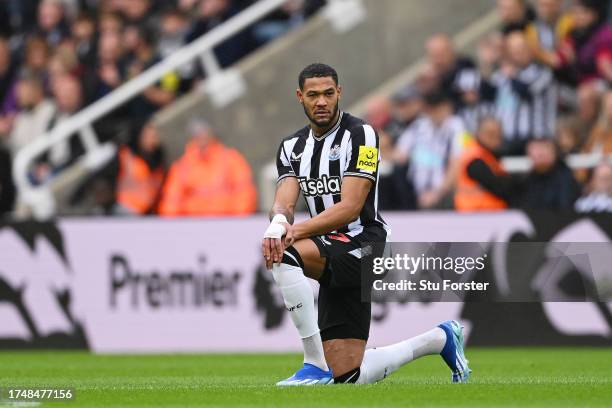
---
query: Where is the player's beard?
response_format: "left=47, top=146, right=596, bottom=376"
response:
left=304, top=101, right=339, bottom=131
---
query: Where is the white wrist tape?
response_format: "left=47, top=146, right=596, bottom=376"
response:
left=271, top=214, right=288, bottom=225
left=264, top=214, right=288, bottom=239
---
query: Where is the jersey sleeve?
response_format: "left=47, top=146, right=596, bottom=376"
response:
left=344, top=124, right=379, bottom=183
left=276, top=139, right=296, bottom=183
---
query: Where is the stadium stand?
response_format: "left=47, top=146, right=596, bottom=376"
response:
left=358, top=0, right=612, bottom=212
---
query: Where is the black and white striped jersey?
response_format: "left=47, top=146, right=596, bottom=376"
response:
left=491, top=63, right=557, bottom=141
left=276, top=111, right=390, bottom=240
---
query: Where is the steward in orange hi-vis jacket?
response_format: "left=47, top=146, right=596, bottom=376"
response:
left=158, top=120, right=257, bottom=216
left=116, top=123, right=165, bottom=214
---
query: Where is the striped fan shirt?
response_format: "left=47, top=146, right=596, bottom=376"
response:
left=491, top=63, right=557, bottom=141
left=276, top=111, right=390, bottom=239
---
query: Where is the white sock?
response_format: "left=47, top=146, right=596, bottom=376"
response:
left=356, top=327, right=446, bottom=384
left=272, top=262, right=328, bottom=371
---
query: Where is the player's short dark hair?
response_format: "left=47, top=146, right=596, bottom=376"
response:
left=298, top=63, right=339, bottom=90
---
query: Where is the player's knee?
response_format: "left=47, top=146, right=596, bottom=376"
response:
left=279, top=246, right=304, bottom=269
left=271, top=247, right=305, bottom=285
left=292, top=239, right=326, bottom=280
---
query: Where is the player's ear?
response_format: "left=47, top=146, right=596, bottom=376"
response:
left=296, top=88, right=304, bottom=104
left=337, top=85, right=342, bottom=99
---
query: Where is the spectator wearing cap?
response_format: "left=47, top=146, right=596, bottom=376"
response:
left=575, top=162, right=612, bottom=212
left=384, top=85, right=424, bottom=210
left=386, top=84, right=423, bottom=142
left=491, top=31, right=557, bottom=155
left=394, top=91, right=470, bottom=209
left=158, top=119, right=257, bottom=216
left=521, top=138, right=580, bottom=210
left=558, top=0, right=612, bottom=85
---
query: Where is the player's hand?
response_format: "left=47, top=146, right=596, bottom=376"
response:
left=262, top=215, right=288, bottom=270
left=281, top=222, right=295, bottom=248
left=262, top=237, right=284, bottom=270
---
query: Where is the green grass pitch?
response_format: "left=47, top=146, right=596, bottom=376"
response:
left=1, top=348, right=611, bottom=407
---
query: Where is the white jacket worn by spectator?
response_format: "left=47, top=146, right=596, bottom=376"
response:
left=8, top=99, right=55, bottom=155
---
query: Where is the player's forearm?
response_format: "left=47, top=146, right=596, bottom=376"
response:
left=269, top=203, right=295, bottom=224
left=292, top=201, right=360, bottom=240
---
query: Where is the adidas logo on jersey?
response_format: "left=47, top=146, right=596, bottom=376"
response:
left=298, top=175, right=341, bottom=197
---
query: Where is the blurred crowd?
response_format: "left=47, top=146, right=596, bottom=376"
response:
left=370, top=0, right=612, bottom=213
left=0, top=0, right=323, bottom=217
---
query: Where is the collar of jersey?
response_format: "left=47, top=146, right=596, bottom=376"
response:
left=310, top=111, right=344, bottom=141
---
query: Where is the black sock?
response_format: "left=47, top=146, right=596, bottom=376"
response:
left=333, top=367, right=360, bottom=384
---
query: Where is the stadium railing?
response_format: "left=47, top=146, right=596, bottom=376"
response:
left=12, top=0, right=366, bottom=220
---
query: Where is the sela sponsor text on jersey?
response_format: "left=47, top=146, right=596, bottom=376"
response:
left=298, top=175, right=341, bottom=197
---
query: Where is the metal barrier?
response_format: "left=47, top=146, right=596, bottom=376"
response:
left=12, top=0, right=366, bottom=219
